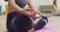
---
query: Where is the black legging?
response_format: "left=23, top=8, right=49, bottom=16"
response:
left=6, top=12, right=48, bottom=32
left=6, top=12, right=33, bottom=32
left=6, top=12, right=20, bottom=32
left=33, top=16, right=48, bottom=30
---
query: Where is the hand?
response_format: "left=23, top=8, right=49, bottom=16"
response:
left=42, top=14, right=51, bottom=17
left=25, top=8, right=34, bottom=11
left=23, top=9, right=36, bottom=18
left=25, top=11, right=36, bottom=18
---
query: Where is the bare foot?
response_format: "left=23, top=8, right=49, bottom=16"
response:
left=33, top=18, right=42, bottom=25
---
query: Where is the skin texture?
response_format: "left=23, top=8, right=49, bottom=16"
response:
left=52, top=0, right=57, bottom=12
left=8, top=0, right=50, bottom=32
left=8, top=0, right=35, bottom=32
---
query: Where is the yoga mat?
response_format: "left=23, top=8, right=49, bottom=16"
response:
left=35, top=22, right=59, bottom=32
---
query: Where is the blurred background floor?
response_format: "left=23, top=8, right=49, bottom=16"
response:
left=0, top=15, right=60, bottom=32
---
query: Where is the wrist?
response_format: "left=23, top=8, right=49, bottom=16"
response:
left=40, top=14, right=44, bottom=16
left=19, top=9, right=26, bottom=14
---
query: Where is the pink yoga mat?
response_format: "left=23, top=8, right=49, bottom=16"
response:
left=4, top=22, right=59, bottom=32
left=35, top=22, right=59, bottom=32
